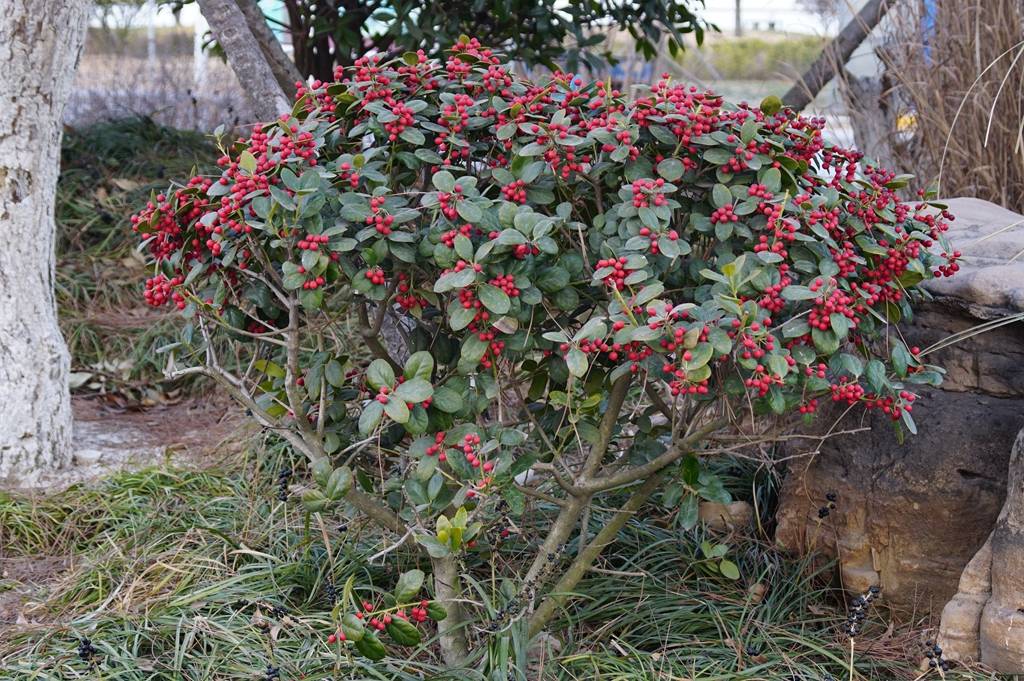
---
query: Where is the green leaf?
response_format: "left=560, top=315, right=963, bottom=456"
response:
left=454, top=234, right=474, bottom=261
left=358, top=401, right=384, bottom=434
left=325, top=359, right=345, bottom=388
left=367, top=359, right=395, bottom=390
left=565, top=348, right=588, bottom=377
left=657, top=157, right=684, bottom=181
left=426, top=601, right=447, bottom=621
left=432, top=170, right=456, bottom=193
left=434, top=268, right=477, bottom=292
left=679, top=494, right=699, bottom=530
left=432, top=386, right=463, bottom=413
left=312, top=459, right=333, bottom=488
left=395, top=378, right=433, bottom=403
left=811, top=328, right=840, bottom=355
left=383, top=397, right=410, bottom=423
left=457, top=199, right=483, bottom=223
left=449, top=304, right=476, bottom=331
left=394, top=569, right=425, bottom=603
left=239, top=150, right=257, bottom=174
left=325, top=466, right=352, bottom=500
left=459, top=334, right=489, bottom=371
left=865, top=359, right=887, bottom=392
left=781, top=285, right=818, bottom=301
left=354, top=632, right=387, bottom=660
left=386, top=618, right=422, bottom=646
left=719, top=559, right=741, bottom=580
left=478, top=284, right=511, bottom=314
left=712, top=184, right=732, bottom=208
left=301, top=489, right=331, bottom=512
left=342, top=613, right=365, bottom=642
left=404, top=351, right=434, bottom=381
left=416, top=534, right=450, bottom=558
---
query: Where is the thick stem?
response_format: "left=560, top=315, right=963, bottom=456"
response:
left=197, top=0, right=292, bottom=121
left=523, top=497, right=588, bottom=585
left=527, top=471, right=665, bottom=637
left=580, top=416, right=730, bottom=494
left=581, top=374, right=631, bottom=478
left=234, top=0, right=303, bottom=93
left=432, top=554, right=470, bottom=667
left=523, top=375, right=632, bottom=584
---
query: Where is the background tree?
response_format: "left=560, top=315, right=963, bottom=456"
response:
left=176, top=0, right=710, bottom=82
left=0, top=0, right=91, bottom=483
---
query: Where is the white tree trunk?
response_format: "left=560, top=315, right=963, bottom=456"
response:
left=0, top=0, right=89, bottom=484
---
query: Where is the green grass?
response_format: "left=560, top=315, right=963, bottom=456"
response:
left=0, top=438, right=990, bottom=681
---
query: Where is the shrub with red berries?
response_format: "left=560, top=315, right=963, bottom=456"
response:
left=133, top=37, right=955, bottom=660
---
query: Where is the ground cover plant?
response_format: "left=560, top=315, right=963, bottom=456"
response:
left=0, top=445, right=984, bottom=680
left=129, top=37, right=959, bottom=670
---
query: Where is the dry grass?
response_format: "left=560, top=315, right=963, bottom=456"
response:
left=846, top=0, right=1024, bottom=211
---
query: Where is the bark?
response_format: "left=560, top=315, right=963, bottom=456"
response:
left=0, top=0, right=87, bottom=485
left=234, top=0, right=303, bottom=93
left=527, top=471, right=666, bottom=636
left=783, top=0, right=892, bottom=111
left=431, top=554, right=470, bottom=667
left=196, top=0, right=292, bottom=122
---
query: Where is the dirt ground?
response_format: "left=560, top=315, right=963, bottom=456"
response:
left=54, top=393, right=245, bottom=487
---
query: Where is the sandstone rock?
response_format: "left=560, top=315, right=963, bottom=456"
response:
left=775, top=392, right=1023, bottom=612
left=922, top=197, right=1024, bottom=315
left=938, top=533, right=992, bottom=662
left=979, top=428, right=1024, bottom=671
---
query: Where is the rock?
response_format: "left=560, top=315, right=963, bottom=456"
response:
left=775, top=392, right=1023, bottom=612
left=776, top=197, right=1024, bottom=620
left=938, top=533, right=992, bottom=661
left=979, top=428, right=1024, bottom=671
left=921, top=197, right=1024, bottom=314
left=699, top=501, right=753, bottom=532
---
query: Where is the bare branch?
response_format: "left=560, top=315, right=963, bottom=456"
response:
left=580, top=416, right=731, bottom=494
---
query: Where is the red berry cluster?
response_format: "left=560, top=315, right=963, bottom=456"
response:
left=441, top=223, right=473, bottom=248
left=395, top=273, right=428, bottom=310
left=488, top=274, right=520, bottom=297
left=460, top=433, right=494, bottom=472
left=384, top=99, right=417, bottom=141
left=438, top=185, right=464, bottom=221
left=501, top=179, right=527, bottom=203
left=631, top=178, right=667, bottom=208
left=425, top=431, right=447, bottom=462
left=710, top=204, right=737, bottom=224
left=143, top=274, right=185, bottom=309
left=595, top=256, right=631, bottom=290
left=297, top=233, right=329, bottom=250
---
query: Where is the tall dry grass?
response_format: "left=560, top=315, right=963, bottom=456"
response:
left=851, top=0, right=1024, bottom=210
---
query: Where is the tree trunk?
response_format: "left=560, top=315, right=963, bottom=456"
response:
left=0, top=0, right=88, bottom=484
left=197, top=0, right=292, bottom=122
left=234, top=0, right=303, bottom=93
